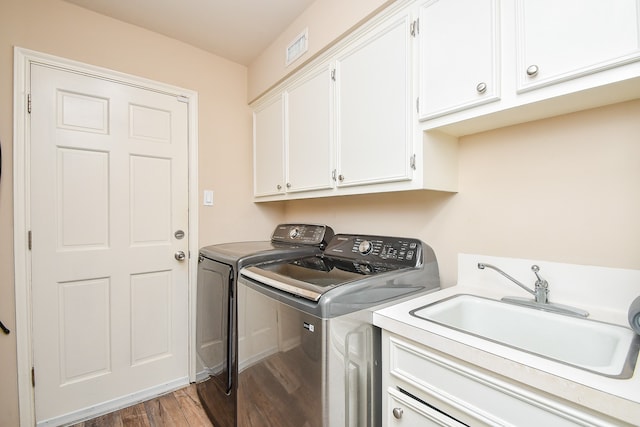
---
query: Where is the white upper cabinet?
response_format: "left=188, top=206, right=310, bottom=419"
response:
left=253, top=95, right=285, bottom=197
left=516, top=0, right=640, bottom=92
left=418, top=0, right=500, bottom=120
left=251, top=0, right=640, bottom=201
left=335, top=11, right=413, bottom=187
left=251, top=1, right=456, bottom=202
left=285, top=62, right=334, bottom=193
left=419, top=0, right=640, bottom=135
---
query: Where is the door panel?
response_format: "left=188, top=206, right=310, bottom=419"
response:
left=30, top=64, right=189, bottom=423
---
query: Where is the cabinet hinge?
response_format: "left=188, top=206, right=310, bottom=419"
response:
left=31, top=367, right=35, bottom=387
left=410, top=154, right=416, bottom=170
left=28, top=230, right=32, bottom=250
left=331, top=69, right=336, bottom=81
left=410, top=19, right=419, bottom=37
left=416, top=97, right=419, bottom=113
left=331, top=169, right=337, bottom=181
left=27, top=93, right=32, bottom=114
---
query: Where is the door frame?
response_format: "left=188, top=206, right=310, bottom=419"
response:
left=13, top=47, right=199, bottom=426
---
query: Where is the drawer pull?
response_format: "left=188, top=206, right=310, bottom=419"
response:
left=392, top=407, right=403, bottom=419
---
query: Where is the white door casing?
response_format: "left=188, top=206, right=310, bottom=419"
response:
left=13, top=48, right=199, bottom=426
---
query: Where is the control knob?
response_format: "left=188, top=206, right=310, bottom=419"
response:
left=289, top=227, right=300, bottom=239
left=358, top=240, right=373, bottom=255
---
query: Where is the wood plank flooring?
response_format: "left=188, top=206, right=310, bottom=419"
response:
left=237, top=346, right=321, bottom=427
left=71, top=347, right=321, bottom=426
left=70, top=384, right=214, bottom=427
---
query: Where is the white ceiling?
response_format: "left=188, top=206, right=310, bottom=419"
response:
left=63, top=0, right=315, bottom=65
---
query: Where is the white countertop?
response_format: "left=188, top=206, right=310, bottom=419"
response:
left=374, top=253, right=640, bottom=425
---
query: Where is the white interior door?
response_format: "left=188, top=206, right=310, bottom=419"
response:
left=29, top=63, right=190, bottom=424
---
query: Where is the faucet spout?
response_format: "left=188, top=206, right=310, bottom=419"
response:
left=477, top=263, right=538, bottom=298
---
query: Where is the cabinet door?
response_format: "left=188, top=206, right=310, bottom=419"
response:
left=286, top=63, right=334, bottom=193
left=418, top=0, right=500, bottom=120
left=516, top=0, right=640, bottom=92
left=253, top=95, right=285, bottom=197
left=335, top=12, right=413, bottom=187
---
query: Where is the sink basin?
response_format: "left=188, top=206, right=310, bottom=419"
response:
left=410, top=295, right=639, bottom=378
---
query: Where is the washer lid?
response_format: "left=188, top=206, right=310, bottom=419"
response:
left=241, top=255, right=411, bottom=301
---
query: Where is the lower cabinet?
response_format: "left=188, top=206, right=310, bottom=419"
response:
left=382, top=331, right=632, bottom=427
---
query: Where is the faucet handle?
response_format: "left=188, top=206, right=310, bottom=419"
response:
left=531, top=265, right=548, bottom=288
left=531, top=265, right=549, bottom=303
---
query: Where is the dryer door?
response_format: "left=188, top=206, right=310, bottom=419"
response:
left=196, top=256, right=235, bottom=427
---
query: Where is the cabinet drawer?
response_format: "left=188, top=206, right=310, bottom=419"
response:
left=386, top=387, right=466, bottom=427
left=388, top=336, right=623, bottom=427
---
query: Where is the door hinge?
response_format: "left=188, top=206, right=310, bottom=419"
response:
left=31, top=367, right=35, bottom=387
left=28, top=230, right=32, bottom=250
left=176, top=95, right=189, bottom=104
left=410, top=19, right=419, bottom=37
left=331, top=69, right=336, bottom=81
left=27, top=93, right=32, bottom=114
left=410, top=154, right=416, bottom=170
left=416, top=97, right=420, bottom=113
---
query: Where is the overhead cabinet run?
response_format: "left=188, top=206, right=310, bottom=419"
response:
left=252, top=0, right=640, bottom=201
left=252, top=3, right=436, bottom=202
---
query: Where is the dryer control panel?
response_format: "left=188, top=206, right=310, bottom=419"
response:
left=271, top=224, right=335, bottom=248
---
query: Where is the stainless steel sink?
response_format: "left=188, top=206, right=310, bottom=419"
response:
left=410, top=294, right=640, bottom=378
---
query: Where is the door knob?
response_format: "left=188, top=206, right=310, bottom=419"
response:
left=174, top=251, right=186, bottom=261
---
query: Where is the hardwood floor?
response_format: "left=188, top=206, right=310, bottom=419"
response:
left=72, top=346, right=320, bottom=426
left=70, top=384, right=213, bottom=427
left=237, top=346, right=321, bottom=427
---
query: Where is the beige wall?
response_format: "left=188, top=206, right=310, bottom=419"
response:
left=281, top=100, right=640, bottom=287
left=0, top=0, right=282, bottom=424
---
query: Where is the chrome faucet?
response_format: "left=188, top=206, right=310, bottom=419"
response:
left=477, top=262, right=588, bottom=317
left=477, top=263, right=548, bottom=303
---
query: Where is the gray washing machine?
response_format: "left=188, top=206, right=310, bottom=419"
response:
left=237, top=234, right=441, bottom=427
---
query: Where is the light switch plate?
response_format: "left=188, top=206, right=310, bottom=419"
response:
left=203, top=190, right=214, bottom=206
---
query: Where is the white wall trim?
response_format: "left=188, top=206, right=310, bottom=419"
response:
left=13, top=47, right=199, bottom=427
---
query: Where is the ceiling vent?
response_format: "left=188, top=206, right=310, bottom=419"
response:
left=286, top=28, right=309, bottom=66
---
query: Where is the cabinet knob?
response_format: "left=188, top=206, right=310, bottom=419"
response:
left=476, top=82, right=487, bottom=94
left=526, top=64, right=539, bottom=77
left=392, top=407, right=404, bottom=419
left=277, top=184, right=282, bottom=190
left=338, top=174, right=345, bottom=182
left=286, top=182, right=291, bottom=189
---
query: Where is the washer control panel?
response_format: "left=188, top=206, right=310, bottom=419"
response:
left=325, top=234, right=422, bottom=268
left=271, top=224, right=335, bottom=247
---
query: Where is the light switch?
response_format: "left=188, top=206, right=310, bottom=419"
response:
left=203, top=190, right=214, bottom=206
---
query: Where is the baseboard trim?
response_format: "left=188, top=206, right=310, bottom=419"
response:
left=36, top=377, right=190, bottom=426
